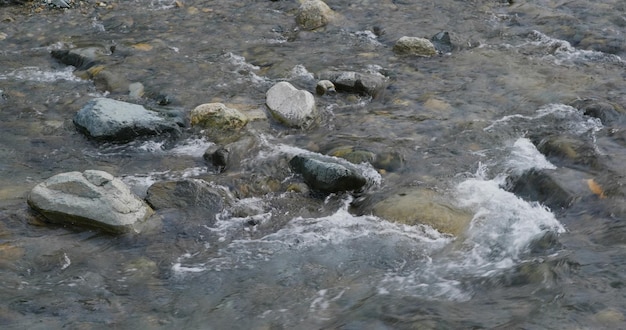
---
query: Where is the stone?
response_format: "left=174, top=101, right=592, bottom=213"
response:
left=145, top=179, right=227, bottom=213
left=318, top=71, right=387, bottom=98
left=570, top=98, right=626, bottom=126
left=296, top=0, right=335, bottom=30
left=316, top=80, right=336, bottom=95
left=393, top=36, right=437, bottom=57
left=371, top=188, right=472, bottom=236
left=431, top=31, right=453, bottom=53
left=128, top=82, right=145, bottom=98
left=73, top=98, right=181, bottom=142
left=51, top=49, right=97, bottom=71
left=190, top=103, right=249, bottom=130
left=289, top=154, right=367, bottom=193
left=505, top=168, right=601, bottom=211
left=535, top=134, right=599, bottom=169
left=202, top=135, right=257, bottom=172
left=27, top=170, right=154, bottom=234
left=266, top=82, right=317, bottom=128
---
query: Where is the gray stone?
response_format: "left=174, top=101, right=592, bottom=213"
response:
left=145, top=179, right=227, bottom=213
left=316, top=80, right=336, bottom=95
left=393, top=36, right=437, bottom=57
left=570, top=98, right=626, bottom=126
left=73, top=98, right=181, bottom=142
left=203, top=135, right=258, bottom=172
left=190, top=103, right=249, bottom=130
left=266, top=82, right=317, bottom=128
left=289, top=154, right=367, bottom=193
left=318, top=71, right=387, bottom=98
left=128, top=82, right=145, bottom=98
left=431, top=31, right=453, bottom=53
left=27, top=170, right=154, bottom=234
left=296, top=0, right=335, bottom=30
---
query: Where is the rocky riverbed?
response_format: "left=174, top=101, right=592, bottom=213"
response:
left=1, top=0, right=626, bottom=328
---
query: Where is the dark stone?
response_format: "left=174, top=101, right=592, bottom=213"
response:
left=317, top=71, right=386, bottom=98
left=51, top=49, right=96, bottom=71
left=536, top=134, right=600, bottom=169
left=289, top=155, right=367, bottom=193
left=203, top=146, right=230, bottom=172
left=145, top=179, right=226, bottom=214
left=570, top=98, right=626, bottom=126
left=505, top=168, right=598, bottom=211
left=431, top=31, right=453, bottom=53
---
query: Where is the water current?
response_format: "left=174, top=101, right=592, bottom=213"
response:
left=1, top=0, right=626, bottom=328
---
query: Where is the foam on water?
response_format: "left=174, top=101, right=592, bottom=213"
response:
left=505, top=137, right=556, bottom=176
left=0, top=66, right=84, bottom=82
left=524, top=30, right=624, bottom=66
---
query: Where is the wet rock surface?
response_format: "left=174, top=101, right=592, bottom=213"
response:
left=73, top=98, right=182, bottom=142
left=266, top=81, right=317, bottom=128
left=27, top=170, right=154, bottom=234
left=289, top=154, right=367, bottom=193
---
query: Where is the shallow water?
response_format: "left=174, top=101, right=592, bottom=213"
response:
left=1, top=0, right=626, bottom=328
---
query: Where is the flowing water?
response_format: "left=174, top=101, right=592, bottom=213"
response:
left=1, top=0, right=626, bottom=328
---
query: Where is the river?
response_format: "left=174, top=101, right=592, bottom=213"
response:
left=1, top=0, right=626, bottom=328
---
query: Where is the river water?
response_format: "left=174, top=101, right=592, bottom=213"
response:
left=1, top=0, right=626, bottom=328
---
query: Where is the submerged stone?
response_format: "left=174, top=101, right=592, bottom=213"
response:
left=318, top=71, right=387, bottom=98
left=371, top=188, right=472, bottom=236
left=145, top=179, right=227, bottom=214
left=27, top=170, right=154, bottom=234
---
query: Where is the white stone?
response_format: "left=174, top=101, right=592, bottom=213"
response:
left=266, top=82, right=317, bottom=128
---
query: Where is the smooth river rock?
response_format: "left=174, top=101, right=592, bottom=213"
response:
left=145, top=179, right=227, bottom=213
left=73, top=98, right=182, bottom=142
left=190, top=103, right=249, bottom=131
left=393, top=36, right=437, bottom=57
left=289, top=154, right=367, bottom=193
left=27, top=170, right=154, bottom=234
left=371, top=188, right=473, bottom=236
left=266, top=81, right=317, bottom=128
left=296, top=0, right=335, bottom=30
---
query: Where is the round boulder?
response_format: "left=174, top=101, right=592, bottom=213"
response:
left=393, top=36, right=437, bottom=57
left=296, top=0, right=335, bottom=30
left=190, top=103, right=249, bottom=130
left=27, top=170, right=154, bottom=234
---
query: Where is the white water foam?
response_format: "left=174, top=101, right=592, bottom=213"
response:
left=0, top=66, right=84, bottom=82
left=523, top=30, right=624, bottom=66
left=223, top=52, right=269, bottom=85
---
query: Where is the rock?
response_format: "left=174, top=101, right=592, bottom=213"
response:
left=505, top=168, right=601, bottom=211
left=289, top=154, right=367, bottom=193
left=190, top=103, right=249, bottom=130
left=431, top=31, right=453, bottom=53
left=535, top=134, right=599, bottom=169
left=393, top=36, right=437, bottom=57
left=128, top=82, right=144, bottom=98
left=90, top=68, right=130, bottom=93
left=73, top=98, right=182, bottom=142
left=51, top=49, right=98, bottom=71
left=145, top=179, right=227, bottom=214
left=318, top=71, right=387, bottom=98
left=27, top=170, right=154, bottom=234
left=266, top=82, right=317, bottom=128
left=202, top=135, right=257, bottom=172
left=316, top=80, right=336, bottom=95
left=371, top=188, right=472, bottom=236
left=569, top=98, right=626, bottom=126
left=296, top=0, right=335, bottom=30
